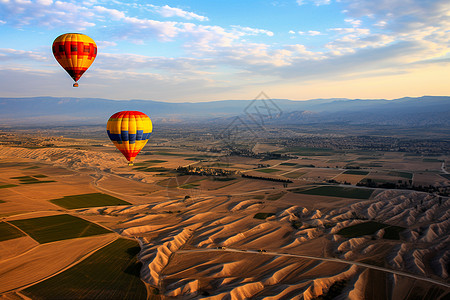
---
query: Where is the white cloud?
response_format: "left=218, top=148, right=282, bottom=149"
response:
left=96, top=41, right=117, bottom=48
left=342, top=0, right=450, bottom=36
left=297, top=30, right=323, bottom=36
left=313, top=0, right=331, bottom=5
left=297, top=0, right=332, bottom=6
left=329, top=27, right=370, bottom=35
left=231, top=25, right=274, bottom=37
left=374, top=20, right=387, bottom=28
left=93, top=5, right=125, bottom=20
left=36, top=0, right=52, bottom=5
left=0, top=48, right=49, bottom=62
left=344, top=18, right=361, bottom=27
left=308, top=30, right=322, bottom=36
left=0, top=0, right=96, bottom=30
left=151, top=5, right=209, bottom=22
left=0, top=1, right=272, bottom=45
left=0, top=0, right=449, bottom=97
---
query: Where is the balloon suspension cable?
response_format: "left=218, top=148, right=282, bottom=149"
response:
left=73, top=82, right=79, bottom=87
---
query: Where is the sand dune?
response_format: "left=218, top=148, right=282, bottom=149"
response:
left=337, top=237, right=370, bottom=253
left=165, top=279, right=199, bottom=297
left=139, top=226, right=199, bottom=286
left=229, top=200, right=264, bottom=212
left=262, top=264, right=300, bottom=285
left=302, top=265, right=360, bottom=300
left=346, top=268, right=369, bottom=300
left=0, top=146, right=123, bottom=171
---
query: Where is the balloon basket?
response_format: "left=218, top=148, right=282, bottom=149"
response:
left=128, top=162, right=134, bottom=166
left=73, top=83, right=79, bottom=87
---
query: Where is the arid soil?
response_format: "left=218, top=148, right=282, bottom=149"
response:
left=0, top=143, right=449, bottom=299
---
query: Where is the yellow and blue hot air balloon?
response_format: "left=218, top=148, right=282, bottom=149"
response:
left=52, top=33, right=97, bottom=87
left=107, top=111, right=153, bottom=166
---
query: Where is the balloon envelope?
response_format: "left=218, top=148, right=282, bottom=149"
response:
left=52, top=33, right=97, bottom=86
left=107, top=111, right=153, bottom=163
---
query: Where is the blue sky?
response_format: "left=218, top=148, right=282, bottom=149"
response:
left=0, top=0, right=449, bottom=102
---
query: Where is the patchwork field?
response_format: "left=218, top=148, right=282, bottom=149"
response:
left=0, top=222, right=25, bottom=241
left=293, top=185, right=374, bottom=200
left=0, top=138, right=449, bottom=299
left=9, top=214, right=112, bottom=244
left=50, top=193, right=131, bottom=209
left=22, top=238, right=147, bottom=300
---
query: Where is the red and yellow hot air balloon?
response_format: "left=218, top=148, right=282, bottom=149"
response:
left=107, top=111, right=153, bottom=166
left=52, top=33, right=97, bottom=87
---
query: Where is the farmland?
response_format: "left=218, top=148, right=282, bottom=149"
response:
left=10, top=214, right=111, bottom=244
left=50, top=193, right=131, bottom=209
left=0, top=126, right=449, bottom=299
left=23, top=238, right=147, bottom=300
left=293, top=185, right=374, bottom=199
left=255, top=168, right=282, bottom=173
left=0, top=222, right=25, bottom=241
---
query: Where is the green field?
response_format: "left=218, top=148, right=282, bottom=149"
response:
left=358, top=156, right=382, bottom=160
left=294, top=186, right=374, bottom=199
left=0, top=222, right=25, bottom=241
left=144, top=159, right=167, bottom=163
left=133, top=160, right=168, bottom=167
left=343, top=170, right=370, bottom=175
left=179, top=183, right=200, bottom=189
left=292, top=147, right=334, bottom=156
left=0, top=184, right=17, bottom=189
left=284, top=171, right=307, bottom=179
left=10, top=175, right=55, bottom=185
left=20, top=180, right=56, bottom=185
left=212, top=177, right=236, bottom=181
left=30, top=174, right=48, bottom=178
left=10, top=214, right=111, bottom=244
left=50, top=193, right=131, bottom=209
left=387, top=171, right=413, bottom=179
left=23, top=238, right=147, bottom=300
left=254, top=212, right=275, bottom=219
left=134, top=166, right=169, bottom=172
left=423, top=158, right=444, bottom=162
left=23, top=166, right=41, bottom=169
left=256, top=168, right=282, bottom=173
left=337, top=221, right=405, bottom=240
left=279, top=162, right=297, bottom=166
left=152, top=151, right=185, bottom=156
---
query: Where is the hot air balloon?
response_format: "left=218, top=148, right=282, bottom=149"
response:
left=52, top=33, right=97, bottom=87
left=107, top=111, right=153, bottom=166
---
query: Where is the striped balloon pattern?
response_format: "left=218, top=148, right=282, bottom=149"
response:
left=107, top=111, right=153, bottom=164
left=52, top=33, right=97, bottom=86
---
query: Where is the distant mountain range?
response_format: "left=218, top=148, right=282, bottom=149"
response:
left=0, top=96, right=449, bottom=127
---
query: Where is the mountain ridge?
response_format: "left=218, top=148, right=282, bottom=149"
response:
left=0, top=95, right=449, bottom=127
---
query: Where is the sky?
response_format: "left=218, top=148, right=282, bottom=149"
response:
left=0, top=0, right=449, bottom=102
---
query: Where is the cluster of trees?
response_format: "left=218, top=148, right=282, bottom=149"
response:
left=355, top=179, right=449, bottom=196
left=242, top=174, right=292, bottom=183
left=176, top=166, right=235, bottom=177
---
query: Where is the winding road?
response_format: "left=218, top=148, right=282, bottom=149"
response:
left=177, top=248, right=450, bottom=289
